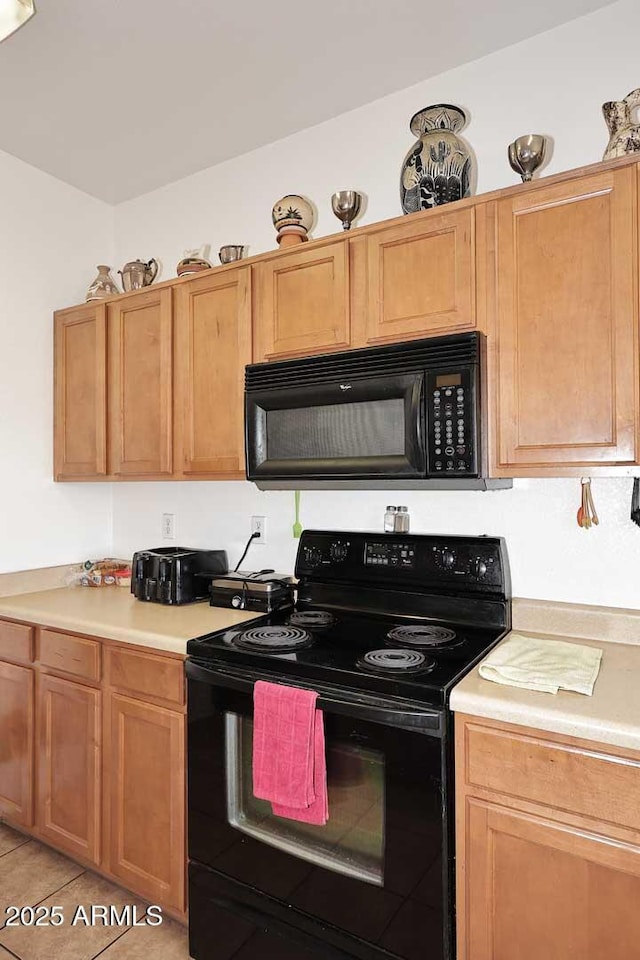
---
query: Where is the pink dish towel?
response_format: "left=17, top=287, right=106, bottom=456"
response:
left=252, top=680, right=328, bottom=825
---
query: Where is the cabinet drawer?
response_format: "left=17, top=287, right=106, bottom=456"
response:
left=464, top=721, right=640, bottom=833
left=106, top=647, right=184, bottom=708
left=0, top=620, right=34, bottom=665
left=39, top=629, right=101, bottom=683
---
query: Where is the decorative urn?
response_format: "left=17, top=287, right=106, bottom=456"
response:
left=271, top=195, right=314, bottom=246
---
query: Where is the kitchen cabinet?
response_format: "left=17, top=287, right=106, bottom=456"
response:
left=105, top=693, right=185, bottom=912
left=174, top=267, right=251, bottom=477
left=53, top=154, right=640, bottom=482
left=0, top=658, right=34, bottom=827
left=108, top=287, right=174, bottom=476
left=104, top=645, right=186, bottom=912
left=253, top=238, right=351, bottom=361
left=0, top=617, right=186, bottom=921
left=36, top=672, right=101, bottom=865
left=456, top=713, right=640, bottom=960
left=358, top=206, right=477, bottom=345
left=54, top=302, right=107, bottom=480
left=488, top=165, right=639, bottom=475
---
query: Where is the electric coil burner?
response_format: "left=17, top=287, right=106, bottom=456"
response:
left=187, top=530, right=511, bottom=960
left=358, top=648, right=434, bottom=675
left=289, top=609, right=336, bottom=629
left=386, top=624, right=460, bottom=648
left=232, top=625, right=312, bottom=652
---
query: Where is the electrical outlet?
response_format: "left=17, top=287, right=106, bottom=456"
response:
left=251, top=516, right=267, bottom=544
left=162, top=513, right=175, bottom=540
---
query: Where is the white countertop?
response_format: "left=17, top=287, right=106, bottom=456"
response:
left=0, top=587, right=262, bottom=655
left=450, top=629, right=640, bottom=752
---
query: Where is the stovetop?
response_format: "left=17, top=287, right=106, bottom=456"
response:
left=187, top=530, right=511, bottom=707
left=187, top=606, right=507, bottom=706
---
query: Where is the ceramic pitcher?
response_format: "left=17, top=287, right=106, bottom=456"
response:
left=119, top=258, right=159, bottom=292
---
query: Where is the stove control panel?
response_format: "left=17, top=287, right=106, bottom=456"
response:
left=431, top=544, right=498, bottom=583
left=365, top=541, right=415, bottom=569
left=295, top=531, right=510, bottom=598
left=301, top=538, right=352, bottom=570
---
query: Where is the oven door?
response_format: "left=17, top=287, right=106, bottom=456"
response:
left=245, top=372, right=426, bottom=481
left=186, top=659, right=452, bottom=960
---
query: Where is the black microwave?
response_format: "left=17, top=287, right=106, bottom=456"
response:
left=245, top=332, right=509, bottom=490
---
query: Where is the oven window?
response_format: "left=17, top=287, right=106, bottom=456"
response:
left=225, top=714, right=385, bottom=886
left=266, top=399, right=405, bottom=460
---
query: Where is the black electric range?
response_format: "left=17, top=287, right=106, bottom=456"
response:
left=186, top=530, right=510, bottom=960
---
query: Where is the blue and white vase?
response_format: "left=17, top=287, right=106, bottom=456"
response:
left=400, top=104, right=473, bottom=213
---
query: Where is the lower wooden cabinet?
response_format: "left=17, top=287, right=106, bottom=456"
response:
left=105, top=693, right=185, bottom=912
left=37, top=673, right=101, bottom=865
left=0, top=618, right=186, bottom=921
left=0, top=659, right=34, bottom=827
left=456, top=713, right=640, bottom=960
left=464, top=800, right=640, bottom=960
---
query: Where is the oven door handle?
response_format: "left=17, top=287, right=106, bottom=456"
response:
left=185, top=658, right=444, bottom=735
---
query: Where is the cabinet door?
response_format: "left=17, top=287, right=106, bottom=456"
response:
left=254, top=240, right=350, bottom=361
left=0, top=661, right=34, bottom=827
left=37, top=674, right=101, bottom=864
left=108, top=288, right=173, bottom=476
left=492, top=167, right=638, bottom=474
left=175, top=267, right=251, bottom=476
left=462, top=798, right=640, bottom=960
left=54, top=303, right=107, bottom=479
left=106, top=693, right=185, bottom=912
left=360, top=207, right=476, bottom=345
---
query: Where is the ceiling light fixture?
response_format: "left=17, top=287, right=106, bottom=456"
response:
left=0, top=0, right=35, bottom=43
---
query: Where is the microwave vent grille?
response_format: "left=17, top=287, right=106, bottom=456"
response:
left=246, top=333, right=480, bottom=391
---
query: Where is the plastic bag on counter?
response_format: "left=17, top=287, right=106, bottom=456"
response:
left=65, top=559, right=131, bottom=588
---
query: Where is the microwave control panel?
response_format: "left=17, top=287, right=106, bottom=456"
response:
left=426, top=367, right=478, bottom=476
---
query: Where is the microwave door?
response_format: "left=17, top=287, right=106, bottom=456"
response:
left=246, top=372, right=426, bottom=481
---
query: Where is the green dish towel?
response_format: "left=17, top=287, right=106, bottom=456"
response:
left=479, top=633, right=603, bottom=696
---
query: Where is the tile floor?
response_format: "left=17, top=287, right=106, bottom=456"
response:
left=0, top=823, right=191, bottom=960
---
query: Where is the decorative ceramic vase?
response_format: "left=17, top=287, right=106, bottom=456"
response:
left=602, top=88, right=640, bottom=159
left=86, top=265, right=119, bottom=302
left=272, top=195, right=314, bottom=246
left=176, top=247, right=212, bottom=276
left=118, top=258, right=158, bottom=292
left=400, top=104, right=473, bottom=213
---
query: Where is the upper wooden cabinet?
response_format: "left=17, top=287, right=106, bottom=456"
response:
left=253, top=239, right=350, bottom=361
left=174, top=268, right=251, bottom=477
left=489, top=165, right=639, bottom=475
left=53, top=156, right=640, bottom=482
left=54, top=302, right=107, bottom=480
left=359, top=206, right=476, bottom=345
left=108, top=288, right=174, bottom=477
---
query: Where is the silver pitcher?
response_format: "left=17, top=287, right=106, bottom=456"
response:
left=119, top=258, right=159, bottom=292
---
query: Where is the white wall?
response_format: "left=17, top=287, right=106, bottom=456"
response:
left=0, top=149, right=113, bottom=572
left=111, top=0, right=640, bottom=608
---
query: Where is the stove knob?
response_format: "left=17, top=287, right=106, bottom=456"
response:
left=472, top=558, right=488, bottom=579
left=330, top=541, right=348, bottom=562
left=442, top=549, right=456, bottom=570
left=304, top=546, right=322, bottom=567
